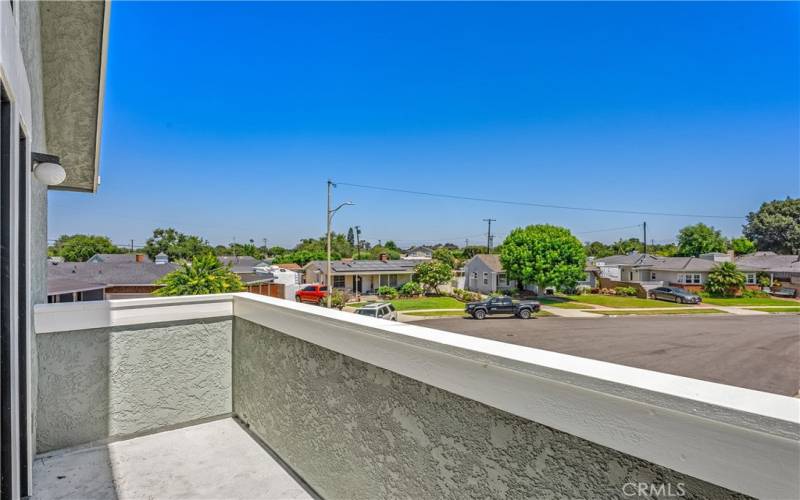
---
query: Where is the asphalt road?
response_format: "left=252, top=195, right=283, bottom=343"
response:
left=415, top=314, right=800, bottom=396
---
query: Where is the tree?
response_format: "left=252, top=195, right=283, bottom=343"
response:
left=743, top=198, right=800, bottom=254
left=585, top=241, right=614, bottom=258
left=413, top=260, right=453, bottom=294
left=500, top=225, right=586, bottom=291
left=51, top=234, right=122, bottom=262
left=274, top=250, right=326, bottom=266
left=432, top=247, right=458, bottom=268
left=730, top=237, right=756, bottom=255
left=347, top=227, right=355, bottom=246
left=154, top=253, right=243, bottom=296
left=294, top=233, right=353, bottom=259
left=705, top=262, right=746, bottom=297
left=461, top=245, right=488, bottom=259
left=676, top=223, right=727, bottom=257
left=610, top=238, right=644, bottom=256
left=143, top=228, right=211, bottom=262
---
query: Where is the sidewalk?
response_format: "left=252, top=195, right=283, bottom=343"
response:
left=540, top=306, right=602, bottom=318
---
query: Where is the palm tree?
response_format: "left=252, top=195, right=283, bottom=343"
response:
left=154, top=253, right=243, bottom=296
left=705, top=262, right=746, bottom=297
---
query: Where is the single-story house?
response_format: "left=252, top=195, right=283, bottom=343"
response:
left=595, top=252, right=762, bottom=293
left=218, top=255, right=269, bottom=274
left=401, top=246, right=434, bottom=261
left=464, top=254, right=598, bottom=294
left=47, top=259, right=179, bottom=300
left=303, top=257, right=419, bottom=294
left=735, top=252, right=800, bottom=288
left=87, top=253, right=152, bottom=264
left=463, top=255, right=514, bottom=294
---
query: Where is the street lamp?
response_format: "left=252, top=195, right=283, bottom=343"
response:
left=326, top=180, right=354, bottom=307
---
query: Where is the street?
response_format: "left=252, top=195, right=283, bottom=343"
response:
left=415, top=314, right=800, bottom=396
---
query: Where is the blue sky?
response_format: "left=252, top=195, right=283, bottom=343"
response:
left=49, top=1, right=799, bottom=248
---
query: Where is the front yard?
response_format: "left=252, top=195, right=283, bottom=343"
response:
left=593, top=309, right=726, bottom=316
left=557, top=294, right=684, bottom=309
left=699, top=296, right=799, bottom=307
left=350, top=296, right=466, bottom=311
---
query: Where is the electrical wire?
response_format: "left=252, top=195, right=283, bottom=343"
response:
left=335, top=181, right=744, bottom=219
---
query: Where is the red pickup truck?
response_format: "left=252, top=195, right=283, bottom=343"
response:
left=295, top=284, right=328, bottom=305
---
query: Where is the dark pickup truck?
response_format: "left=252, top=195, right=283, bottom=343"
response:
left=465, top=296, right=541, bottom=319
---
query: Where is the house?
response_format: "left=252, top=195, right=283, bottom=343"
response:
left=735, top=252, right=800, bottom=289
left=218, top=255, right=268, bottom=274
left=47, top=258, right=179, bottom=300
left=596, top=252, right=762, bottom=294
left=463, top=255, right=514, bottom=294
left=401, top=245, right=433, bottom=260
left=86, top=252, right=151, bottom=264
left=303, top=256, right=418, bottom=294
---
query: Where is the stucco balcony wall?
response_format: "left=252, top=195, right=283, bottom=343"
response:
left=32, top=293, right=800, bottom=499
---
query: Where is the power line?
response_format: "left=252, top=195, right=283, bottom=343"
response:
left=575, top=224, right=643, bottom=235
left=335, top=181, right=744, bottom=219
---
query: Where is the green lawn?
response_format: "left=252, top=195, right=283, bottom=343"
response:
left=700, top=296, right=800, bottom=306
left=348, top=296, right=465, bottom=311
left=535, top=298, right=592, bottom=309
left=748, top=307, right=800, bottom=313
left=559, top=294, right=684, bottom=309
left=594, top=308, right=727, bottom=316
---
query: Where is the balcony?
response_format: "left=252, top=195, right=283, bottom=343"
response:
left=32, top=293, right=799, bottom=499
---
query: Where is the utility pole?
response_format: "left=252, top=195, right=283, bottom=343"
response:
left=354, top=226, right=361, bottom=259
left=326, top=179, right=354, bottom=307
left=483, top=218, right=496, bottom=253
left=263, top=238, right=268, bottom=258
left=130, top=239, right=134, bottom=253
left=232, top=236, right=236, bottom=258
left=643, top=222, right=647, bottom=255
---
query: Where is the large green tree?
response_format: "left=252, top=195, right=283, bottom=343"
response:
left=294, top=233, right=353, bottom=259
left=743, top=198, right=800, bottom=254
left=50, top=234, right=122, bottom=262
left=729, top=237, right=756, bottom=255
left=676, top=223, right=727, bottom=257
left=143, top=228, right=211, bottom=262
left=274, top=249, right=326, bottom=266
left=432, top=247, right=458, bottom=268
left=413, top=260, right=453, bottom=293
left=500, top=225, right=586, bottom=291
left=705, top=262, right=746, bottom=297
left=154, top=253, right=243, bottom=296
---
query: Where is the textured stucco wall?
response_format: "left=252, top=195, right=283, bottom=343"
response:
left=37, top=318, right=232, bottom=452
left=19, top=0, right=49, bottom=455
left=233, top=318, right=748, bottom=500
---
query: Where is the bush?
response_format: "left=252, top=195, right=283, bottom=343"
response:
left=706, top=262, right=746, bottom=297
left=614, top=286, right=638, bottom=297
left=329, top=289, right=351, bottom=310
left=450, top=288, right=481, bottom=302
left=377, top=286, right=399, bottom=299
left=399, top=281, right=423, bottom=297
left=590, top=288, right=600, bottom=294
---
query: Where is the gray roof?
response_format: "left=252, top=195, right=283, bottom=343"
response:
left=48, top=277, right=107, bottom=295
left=217, top=256, right=267, bottom=274
left=236, top=273, right=274, bottom=285
left=305, top=259, right=419, bottom=274
left=48, top=261, right=179, bottom=286
left=735, top=253, right=800, bottom=273
left=468, top=254, right=504, bottom=272
left=87, top=253, right=151, bottom=264
left=598, top=254, right=762, bottom=273
left=595, top=253, right=662, bottom=266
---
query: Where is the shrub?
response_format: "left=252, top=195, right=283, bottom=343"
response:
left=590, top=288, right=600, bottom=294
left=757, top=273, right=772, bottom=288
left=329, top=289, right=350, bottom=310
left=377, top=286, right=399, bottom=299
left=705, top=262, right=746, bottom=297
left=614, top=286, right=638, bottom=297
left=450, top=288, right=480, bottom=302
left=399, top=281, right=423, bottom=297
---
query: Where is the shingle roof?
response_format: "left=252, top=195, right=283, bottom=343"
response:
left=595, top=254, right=662, bottom=266
left=598, top=254, right=762, bottom=272
left=305, top=259, right=419, bottom=274
left=735, top=253, right=800, bottom=273
left=468, top=254, right=503, bottom=272
left=88, top=253, right=151, bottom=264
left=236, top=273, right=274, bottom=285
left=217, top=256, right=267, bottom=274
left=48, top=261, right=179, bottom=285
left=47, top=277, right=107, bottom=295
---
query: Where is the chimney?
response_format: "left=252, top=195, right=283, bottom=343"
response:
left=135, top=253, right=145, bottom=263
left=379, top=253, right=389, bottom=262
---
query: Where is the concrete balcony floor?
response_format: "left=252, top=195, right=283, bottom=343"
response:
left=32, top=418, right=315, bottom=500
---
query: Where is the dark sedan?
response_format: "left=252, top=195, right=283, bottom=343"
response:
left=648, top=286, right=702, bottom=304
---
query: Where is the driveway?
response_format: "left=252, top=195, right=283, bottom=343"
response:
left=414, top=315, right=800, bottom=396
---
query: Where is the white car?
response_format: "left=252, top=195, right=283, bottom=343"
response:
left=354, top=302, right=398, bottom=321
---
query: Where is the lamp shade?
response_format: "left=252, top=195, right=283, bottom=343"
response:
left=33, top=162, right=66, bottom=186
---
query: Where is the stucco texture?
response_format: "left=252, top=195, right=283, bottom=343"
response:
left=233, top=318, right=748, bottom=500
left=37, top=318, right=232, bottom=452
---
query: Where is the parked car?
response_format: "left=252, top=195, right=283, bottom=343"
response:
left=354, top=302, right=398, bottom=321
left=295, top=284, right=328, bottom=305
left=648, top=287, right=701, bottom=304
left=771, top=287, right=798, bottom=298
left=465, top=296, right=540, bottom=320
